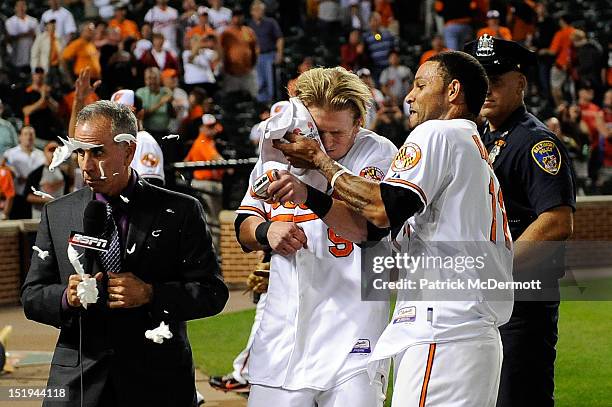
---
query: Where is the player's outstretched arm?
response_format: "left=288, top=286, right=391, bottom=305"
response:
left=267, top=170, right=369, bottom=242
left=274, top=135, right=390, bottom=228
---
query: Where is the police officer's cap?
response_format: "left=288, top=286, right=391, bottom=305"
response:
left=464, top=35, right=537, bottom=76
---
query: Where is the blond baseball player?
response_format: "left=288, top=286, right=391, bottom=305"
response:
left=235, top=67, right=397, bottom=407
left=274, top=51, right=514, bottom=406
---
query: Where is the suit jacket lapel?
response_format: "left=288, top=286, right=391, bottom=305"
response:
left=125, top=180, right=157, bottom=272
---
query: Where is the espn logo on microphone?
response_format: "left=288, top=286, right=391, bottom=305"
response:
left=69, top=231, right=109, bottom=252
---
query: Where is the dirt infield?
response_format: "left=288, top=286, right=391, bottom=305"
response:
left=0, top=290, right=253, bottom=407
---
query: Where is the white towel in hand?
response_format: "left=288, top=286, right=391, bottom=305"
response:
left=254, top=97, right=328, bottom=192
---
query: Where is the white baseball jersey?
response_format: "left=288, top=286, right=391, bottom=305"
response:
left=39, top=7, right=76, bottom=45
left=206, top=7, right=232, bottom=33
left=144, top=6, right=179, bottom=53
left=369, top=119, right=514, bottom=373
left=131, top=130, right=165, bottom=184
left=237, top=129, right=397, bottom=391
left=5, top=15, right=38, bottom=67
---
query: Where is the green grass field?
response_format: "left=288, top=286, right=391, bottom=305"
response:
left=188, top=301, right=612, bottom=406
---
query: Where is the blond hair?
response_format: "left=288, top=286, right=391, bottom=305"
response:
left=290, top=67, right=371, bottom=124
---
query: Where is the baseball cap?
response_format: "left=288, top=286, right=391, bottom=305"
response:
left=111, top=89, right=135, bottom=107
left=270, top=101, right=290, bottom=116
left=356, top=68, right=371, bottom=77
left=486, top=10, right=500, bottom=19
left=202, top=114, right=217, bottom=126
left=34, top=67, right=45, bottom=74
left=464, top=35, right=537, bottom=76
left=197, top=6, right=209, bottom=15
left=161, top=69, right=178, bottom=79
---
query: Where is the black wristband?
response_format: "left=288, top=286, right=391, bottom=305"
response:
left=255, top=221, right=272, bottom=247
left=305, top=184, right=333, bottom=219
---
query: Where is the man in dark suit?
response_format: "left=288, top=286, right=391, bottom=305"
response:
left=21, top=100, right=229, bottom=407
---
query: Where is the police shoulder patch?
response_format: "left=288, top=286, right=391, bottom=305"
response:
left=392, top=142, right=421, bottom=172
left=531, top=140, right=561, bottom=175
left=359, top=166, right=385, bottom=181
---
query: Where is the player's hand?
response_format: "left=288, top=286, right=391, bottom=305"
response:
left=273, top=133, right=324, bottom=169
left=107, top=272, right=153, bottom=309
left=67, top=272, right=103, bottom=308
left=267, top=222, right=308, bottom=256
left=267, top=170, right=307, bottom=205
left=75, top=67, right=101, bottom=103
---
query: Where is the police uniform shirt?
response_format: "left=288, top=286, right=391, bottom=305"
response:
left=482, top=105, right=576, bottom=239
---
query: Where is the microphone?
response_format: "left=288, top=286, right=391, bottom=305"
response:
left=69, top=200, right=109, bottom=251
left=77, top=200, right=106, bottom=407
left=79, top=200, right=108, bottom=280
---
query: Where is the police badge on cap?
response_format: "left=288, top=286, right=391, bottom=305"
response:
left=464, top=35, right=537, bottom=76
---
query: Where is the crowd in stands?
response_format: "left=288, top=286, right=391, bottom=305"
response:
left=0, top=0, right=610, bottom=223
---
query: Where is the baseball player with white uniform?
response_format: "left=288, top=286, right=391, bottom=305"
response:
left=274, top=51, right=514, bottom=406
left=111, top=89, right=166, bottom=186
left=235, top=67, right=397, bottom=407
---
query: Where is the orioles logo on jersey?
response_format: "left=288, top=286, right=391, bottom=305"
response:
left=140, top=152, right=159, bottom=168
left=359, top=166, right=385, bottom=181
left=392, top=142, right=421, bottom=172
left=531, top=140, right=561, bottom=175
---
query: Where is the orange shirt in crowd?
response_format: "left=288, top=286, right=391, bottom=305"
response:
left=109, top=18, right=141, bottom=40
left=419, top=48, right=449, bottom=66
left=185, top=25, right=216, bottom=42
left=477, top=26, right=512, bottom=40
left=62, top=38, right=101, bottom=79
left=220, top=25, right=258, bottom=76
left=0, top=165, right=15, bottom=210
left=579, top=102, right=603, bottom=148
left=185, top=133, right=224, bottom=181
left=376, top=1, right=395, bottom=27
left=549, top=26, right=576, bottom=70
left=509, top=0, right=536, bottom=41
left=190, top=106, right=205, bottom=120
left=60, top=90, right=99, bottom=124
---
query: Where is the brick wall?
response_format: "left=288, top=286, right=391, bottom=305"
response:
left=572, top=196, right=612, bottom=240
left=567, top=197, right=612, bottom=269
left=0, top=222, right=23, bottom=306
left=218, top=211, right=262, bottom=288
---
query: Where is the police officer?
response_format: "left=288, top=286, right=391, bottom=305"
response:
left=465, top=35, right=576, bottom=407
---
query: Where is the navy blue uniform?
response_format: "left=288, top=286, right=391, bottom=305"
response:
left=483, top=105, right=576, bottom=238
left=482, top=105, right=576, bottom=407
